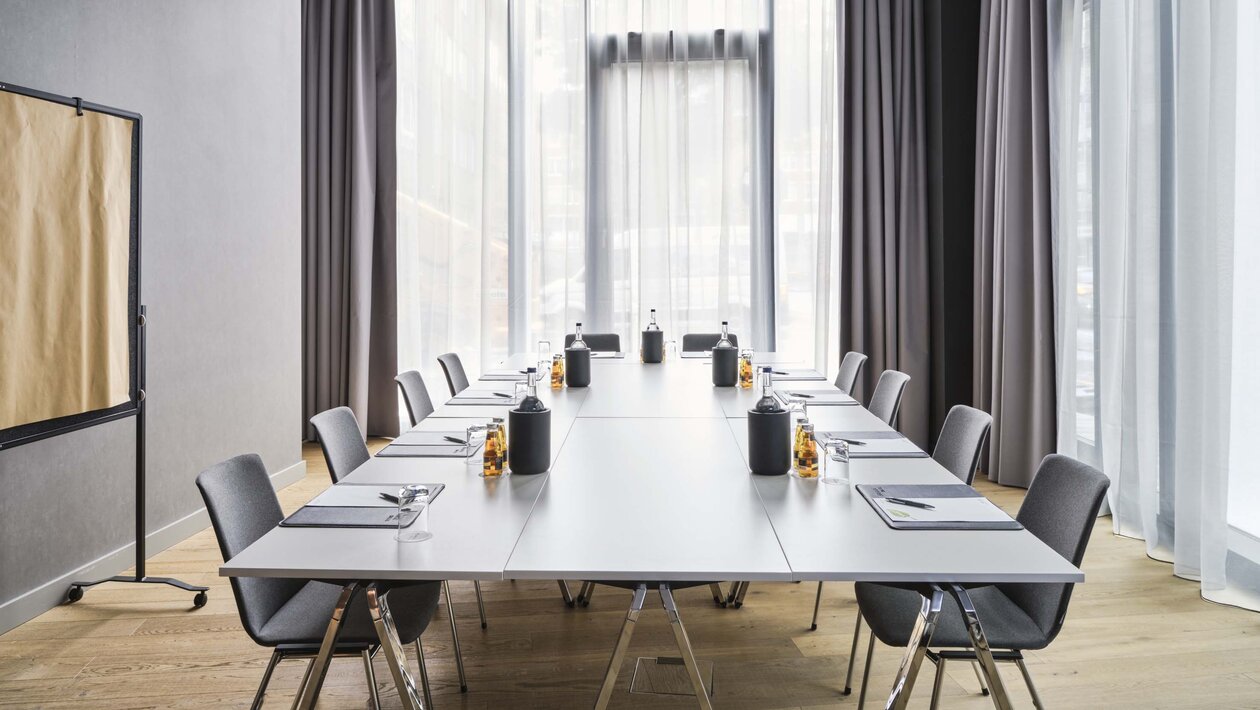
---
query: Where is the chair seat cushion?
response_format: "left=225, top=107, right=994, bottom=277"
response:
left=854, top=582, right=1050, bottom=651
left=257, top=580, right=441, bottom=647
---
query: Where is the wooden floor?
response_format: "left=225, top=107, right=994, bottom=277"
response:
left=3, top=441, right=1259, bottom=709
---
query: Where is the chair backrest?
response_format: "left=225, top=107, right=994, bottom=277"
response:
left=309, top=406, right=370, bottom=483
left=681, top=332, right=738, bottom=352
left=436, top=352, right=470, bottom=396
left=834, top=351, right=868, bottom=394
left=931, top=404, right=992, bottom=485
left=563, top=333, right=622, bottom=352
left=196, top=454, right=305, bottom=644
left=1000, top=454, right=1109, bottom=643
left=868, top=369, right=911, bottom=426
left=395, top=370, right=435, bottom=427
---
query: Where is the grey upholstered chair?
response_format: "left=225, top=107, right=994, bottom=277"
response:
left=848, top=455, right=1109, bottom=707
left=309, top=406, right=369, bottom=483
left=395, top=370, right=435, bottom=427
left=681, top=332, right=739, bottom=351
left=563, top=332, right=622, bottom=352
left=436, top=352, right=470, bottom=396
left=196, top=454, right=441, bottom=710
left=834, top=351, right=868, bottom=395
left=932, top=404, right=993, bottom=485
left=867, top=369, right=911, bottom=426
left=310, top=404, right=485, bottom=681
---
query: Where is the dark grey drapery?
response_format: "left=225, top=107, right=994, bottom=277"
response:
left=837, top=0, right=933, bottom=448
left=972, top=0, right=1056, bottom=487
left=302, top=0, right=399, bottom=438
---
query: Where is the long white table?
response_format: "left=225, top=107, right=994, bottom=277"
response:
left=221, top=353, right=1081, bottom=710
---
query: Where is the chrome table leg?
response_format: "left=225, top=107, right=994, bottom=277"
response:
left=843, top=611, right=863, bottom=695
left=251, top=649, right=281, bottom=710
left=362, top=648, right=381, bottom=710
left=732, top=580, right=750, bottom=608
left=294, top=582, right=358, bottom=710
left=558, top=580, right=575, bottom=607
left=577, top=581, right=595, bottom=606
left=709, top=583, right=725, bottom=606
left=442, top=580, right=469, bottom=692
left=660, top=585, right=714, bottom=710
left=594, top=584, right=647, bottom=710
left=884, top=586, right=944, bottom=710
left=366, top=584, right=423, bottom=710
left=948, top=585, right=1013, bottom=710
left=810, top=581, right=825, bottom=630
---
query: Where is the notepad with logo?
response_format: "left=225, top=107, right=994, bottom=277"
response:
left=280, top=483, right=446, bottom=528
left=773, top=388, right=858, bottom=406
left=815, top=431, right=928, bottom=458
left=856, top=483, right=1022, bottom=530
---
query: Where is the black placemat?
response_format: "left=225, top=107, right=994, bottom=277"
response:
left=280, top=483, right=445, bottom=528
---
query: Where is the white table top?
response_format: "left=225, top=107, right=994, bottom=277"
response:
left=222, top=352, right=1082, bottom=585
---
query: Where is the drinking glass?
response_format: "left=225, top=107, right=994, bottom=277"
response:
left=464, top=424, right=488, bottom=461
left=536, top=340, right=551, bottom=372
left=395, top=485, right=432, bottom=543
left=513, top=381, right=528, bottom=404
left=821, top=440, right=851, bottom=486
left=665, top=339, right=679, bottom=361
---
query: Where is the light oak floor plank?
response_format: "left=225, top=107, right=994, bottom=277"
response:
left=1, top=441, right=1257, bottom=708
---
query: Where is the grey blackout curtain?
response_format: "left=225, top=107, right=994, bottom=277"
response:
left=973, top=0, right=1056, bottom=486
left=837, top=0, right=933, bottom=448
left=302, top=0, right=400, bottom=438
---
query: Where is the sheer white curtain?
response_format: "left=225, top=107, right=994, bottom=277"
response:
left=396, top=0, right=509, bottom=399
left=520, top=0, right=588, bottom=347
left=773, top=0, right=839, bottom=372
left=588, top=0, right=766, bottom=352
left=1050, top=0, right=1260, bottom=610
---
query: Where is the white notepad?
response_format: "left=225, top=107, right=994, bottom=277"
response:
left=875, top=497, right=1013, bottom=524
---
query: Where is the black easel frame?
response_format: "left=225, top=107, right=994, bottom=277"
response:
left=0, top=81, right=207, bottom=607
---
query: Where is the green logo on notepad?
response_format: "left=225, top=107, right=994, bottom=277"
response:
left=888, top=508, right=911, bottom=519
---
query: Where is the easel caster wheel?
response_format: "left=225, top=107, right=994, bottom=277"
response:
left=66, top=586, right=84, bottom=603
left=193, top=591, right=208, bottom=608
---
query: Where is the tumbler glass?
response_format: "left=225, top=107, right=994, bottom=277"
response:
left=395, top=485, right=432, bottom=543
left=821, top=440, right=851, bottom=486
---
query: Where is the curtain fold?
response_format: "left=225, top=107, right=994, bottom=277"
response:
left=302, top=0, right=399, bottom=438
left=837, top=0, right=932, bottom=448
left=972, top=0, right=1057, bottom=486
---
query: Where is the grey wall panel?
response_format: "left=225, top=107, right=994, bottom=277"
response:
left=0, top=0, right=301, bottom=618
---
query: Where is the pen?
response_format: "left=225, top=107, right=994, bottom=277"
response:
left=772, top=370, right=790, bottom=375
left=884, top=497, right=935, bottom=510
left=790, top=392, right=815, bottom=398
left=379, top=492, right=400, bottom=504
left=826, top=436, right=866, bottom=446
left=492, top=392, right=514, bottom=398
left=443, top=435, right=468, bottom=444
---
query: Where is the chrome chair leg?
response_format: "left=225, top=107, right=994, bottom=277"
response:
left=709, top=583, right=726, bottom=607
left=948, top=585, right=1012, bottom=710
left=295, top=582, right=358, bottom=709
left=474, top=581, right=487, bottom=629
left=810, top=581, right=825, bottom=630
left=250, top=649, right=281, bottom=710
left=594, top=584, right=647, bottom=710
left=929, top=657, right=945, bottom=710
left=442, top=581, right=469, bottom=693
left=843, top=611, right=863, bottom=695
left=856, top=625, right=876, bottom=709
left=660, top=585, right=714, bottom=709
left=362, top=648, right=381, bottom=710
left=558, top=580, right=575, bottom=607
left=366, top=585, right=423, bottom=710
left=971, top=657, right=991, bottom=696
left=884, top=586, right=944, bottom=710
left=1016, top=657, right=1045, bottom=710
left=415, top=639, right=433, bottom=710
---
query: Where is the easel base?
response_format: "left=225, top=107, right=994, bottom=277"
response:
left=65, top=576, right=208, bottom=607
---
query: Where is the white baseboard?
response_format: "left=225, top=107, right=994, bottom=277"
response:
left=0, top=459, right=306, bottom=636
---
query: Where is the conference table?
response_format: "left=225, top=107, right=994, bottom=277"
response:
left=221, top=352, right=1082, bottom=710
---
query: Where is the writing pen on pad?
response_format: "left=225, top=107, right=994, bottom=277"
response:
left=492, top=392, right=514, bottom=398
left=789, top=392, right=815, bottom=398
left=443, top=435, right=468, bottom=444
left=884, top=497, right=935, bottom=510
